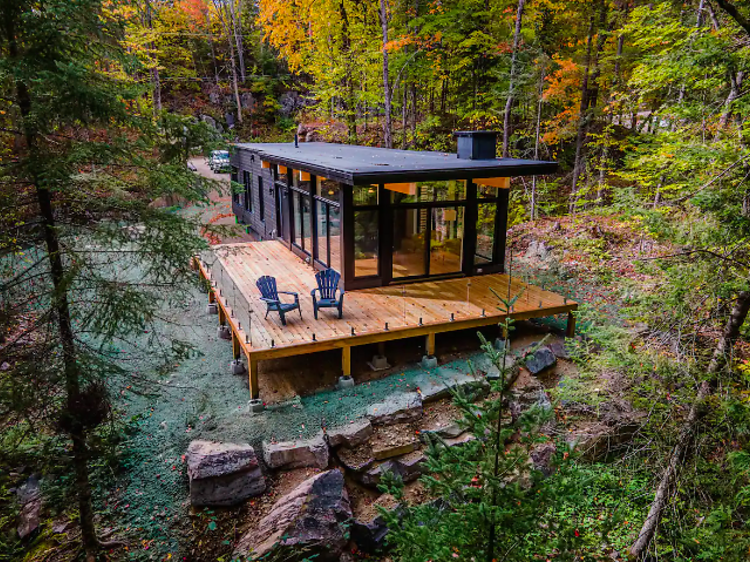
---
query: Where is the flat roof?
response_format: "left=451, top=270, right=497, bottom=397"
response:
left=233, top=142, right=557, bottom=184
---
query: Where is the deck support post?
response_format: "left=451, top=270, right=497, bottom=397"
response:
left=342, top=345, right=351, bottom=377
left=231, top=333, right=246, bottom=374
left=421, top=332, right=438, bottom=369
left=368, top=342, right=391, bottom=371
left=566, top=311, right=576, bottom=339
left=218, top=305, right=226, bottom=325
left=248, top=355, right=260, bottom=400
left=337, top=345, right=355, bottom=388
left=426, top=332, right=436, bottom=356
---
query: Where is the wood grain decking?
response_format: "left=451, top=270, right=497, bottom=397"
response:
left=195, top=240, right=577, bottom=399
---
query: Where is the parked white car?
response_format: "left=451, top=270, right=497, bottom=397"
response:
left=209, top=150, right=230, bottom=173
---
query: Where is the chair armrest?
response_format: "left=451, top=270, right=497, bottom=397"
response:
left=278, top=291, right=298, bottom=297
left=260, top=297, right=279, bottom=305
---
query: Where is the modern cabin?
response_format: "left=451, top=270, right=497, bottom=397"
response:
left=229, top=131, right=557, bottom=291
left=197, top=131, right=575, bottom=402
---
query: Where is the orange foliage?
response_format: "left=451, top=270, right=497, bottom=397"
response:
left=176, top=0, right=209, bottom=31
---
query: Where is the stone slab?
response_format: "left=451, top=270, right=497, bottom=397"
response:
left=327, top=419, right=373, bottom=448
left=263, top=434, right=329, bottom=470
left=367, top=393, right=423, bottom=426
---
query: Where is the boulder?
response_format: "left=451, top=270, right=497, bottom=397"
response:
left=522, top=345, right=557, bottom=375
left=263, top=434, right=329, bottom=470
left=475, top=353, right=520, bottom=383
left=234, top=469, right=352, bottom=561
left=351, top=514, right=390, bottom=553
left=327, top=419, right=373, bottom=448
left=416, top=370, right=489, bottom=403
left=16, top=476, right=42, bottom=539
left=419, top=423, right=465, bottom=442
left=359, top=451, right=426, bottom=488
left=186, top=440, right=265, bottom=507
left=530, top=442, right=557, bottom=477
left=240, top=92, right=255, bottom=110
left=548, top=340, right=571, bottom=360
left=351, top=497, right=405, bottom=554
left=367, top=393, right=423, bottom=426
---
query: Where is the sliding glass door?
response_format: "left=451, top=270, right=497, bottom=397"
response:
left=391, top=181, right=466, bottom=280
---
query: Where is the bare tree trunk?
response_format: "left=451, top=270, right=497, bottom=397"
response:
left=144, top=1, right=161, bottom=114
left=340, top=0, right=357, bottom=143
left=716, top=70, right=744, bottom=140
left=570, top=14, right=595, bottom=213
left=231, top=0, right=246, bottom=82
left=502, top=0, right=525, bottom=158
left=212, top=0, right=243, bottom=123
left=629, top=290, right=750, bottom=560
left=379, top=0, right=392, bottom=148
left=570, top=0, right=607, bottom=212
left=401, top=83, right=408, bottom=148
left=531, top=60, right=545, bottom=220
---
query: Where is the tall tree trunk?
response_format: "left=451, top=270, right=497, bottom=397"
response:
left=7, top=14, right=99, bottom=559
left=232, top=0, right=246, bottom=83
left=213, top=0, right=243, bottom=122
left=379, top=0, right=392, bottom=148
left=340, top=0, right=357, bottom=143
left=570, top=0, right=607, bottom=212
left=145, top=1, right=161, bottom=114
left=531, top=60, right=545, bottom=220
left=716, top=70, right=744, bottom=139
left=629, top=290, right=750, bottom=560
left=502, top=0, right=525, bottom=158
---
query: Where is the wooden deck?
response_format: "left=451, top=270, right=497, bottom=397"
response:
left=195, top=240, right=577, bottom=399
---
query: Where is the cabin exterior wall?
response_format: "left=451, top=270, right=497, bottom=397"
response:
left=231, top=148, right=278, bottom=239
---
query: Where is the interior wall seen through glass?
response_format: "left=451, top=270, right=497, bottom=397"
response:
left=354, top=209, right=379, bottom=277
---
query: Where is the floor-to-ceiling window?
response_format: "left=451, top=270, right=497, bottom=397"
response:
left=391, top=180, right=466, bottom=280
left=243, top=170, right=253, bottom=212
left=353, top=185, right=379, bottom=278
left=474, top=181, right=504, bottom=268
left=314, top=178, right=342, bottom=271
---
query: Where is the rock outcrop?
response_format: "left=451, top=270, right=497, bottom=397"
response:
left=234, top=469, right=352, bottom=561
left=263, top=435, right=329, bottom=470
left=186, top=440, right=266, bottom=507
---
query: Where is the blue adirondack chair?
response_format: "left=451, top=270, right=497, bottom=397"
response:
left=256, top=276, right=301, bottom=326
left=311, top=269, right=345, bottom=319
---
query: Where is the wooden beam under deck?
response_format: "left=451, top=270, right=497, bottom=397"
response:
left=196, top=241, right=578, bottom=398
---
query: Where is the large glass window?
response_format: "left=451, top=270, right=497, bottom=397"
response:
left=317, top=178, right=341, bottom=202
left=393, top=208, right=428, bottom=278
left=259, top=177, right=265, bottom=220
left=243, top=170, right=253, bottom=212
left=430, top=207, right=464, bottom=275
left=329, top=205, right=341, bottom=272
left=354, top=185, right=378, bottom=206
left=301, top=193, right=311, bottom=252
left=293, top=190, right=302, bottom=248
left=391, top=180, right=466, bottom=204
left=316, top=200, right=329, bottom=266
left=231, top=166, right=240, bottom=204
left=475, top=203, right=496, bottom=265
left=354, top=210, right=379, bottom=277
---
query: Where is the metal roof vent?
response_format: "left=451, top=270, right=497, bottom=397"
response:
left=454, top=130, right=498, bottom=160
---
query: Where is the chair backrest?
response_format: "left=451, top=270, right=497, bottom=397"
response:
left=256, top=275, right=279, bottom=301
left=315, top=269, right=340, bottom=299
